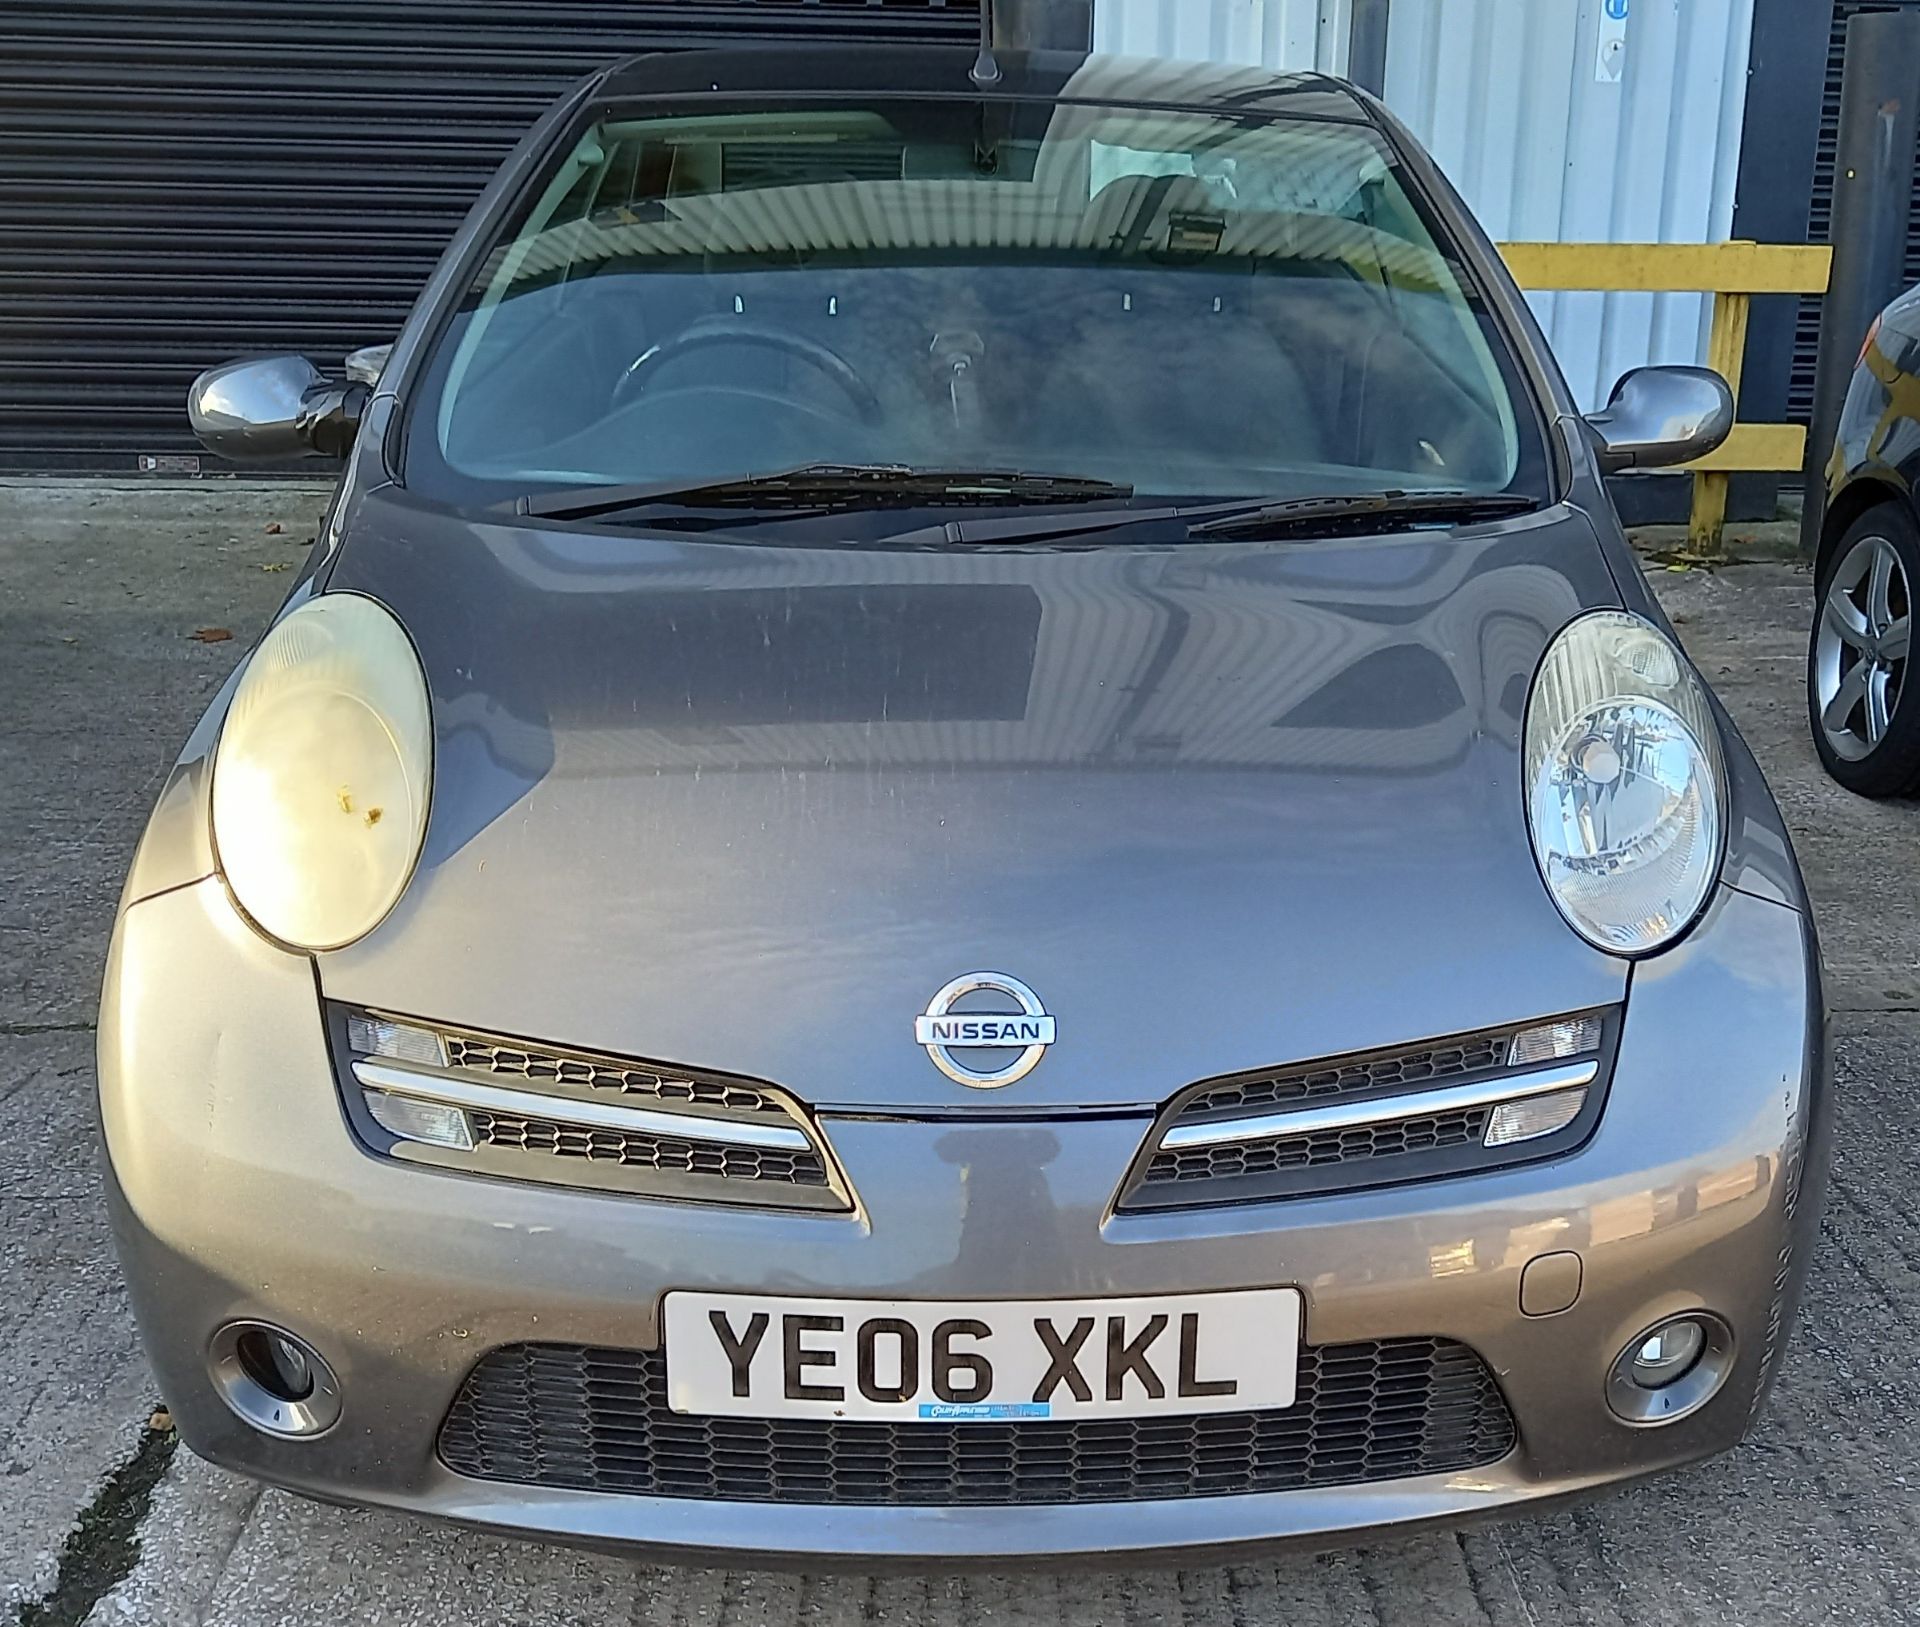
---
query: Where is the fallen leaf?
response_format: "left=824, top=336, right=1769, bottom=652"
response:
left=189, top=627, right=233, bottom=643
left=265, top=521, right=284, bottom=535
left=149, top=1408, right=173, bottom=1433
left=258, top=561, right=290, bottom=573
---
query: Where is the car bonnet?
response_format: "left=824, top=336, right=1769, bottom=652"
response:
left=314, top=488, right=1629, bottom=1113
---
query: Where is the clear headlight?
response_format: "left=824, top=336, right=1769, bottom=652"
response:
left=1523, top=611, right=1724, bottom=955
left=210, top=593, right=432, bottom=951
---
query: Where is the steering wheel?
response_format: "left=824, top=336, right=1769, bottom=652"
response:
left=612, top=317, right=883, bottom=422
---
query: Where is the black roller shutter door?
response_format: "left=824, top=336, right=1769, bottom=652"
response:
left=0, top=0, right=978, bottom=473
left=1788, top=0, right=1920, bottom=422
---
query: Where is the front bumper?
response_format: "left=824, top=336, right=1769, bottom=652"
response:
left=99, top=877, right=1828, bottom=1565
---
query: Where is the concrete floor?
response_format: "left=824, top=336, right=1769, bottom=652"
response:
left=2, top=480, right=1916, bottom=1626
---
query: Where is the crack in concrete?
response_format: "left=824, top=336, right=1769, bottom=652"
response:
left=0, top=1022, right=96, bottom=1036
left=190, top=1481, right=266, bottom=1627
left=12, top=1413, right=175, bottom=1627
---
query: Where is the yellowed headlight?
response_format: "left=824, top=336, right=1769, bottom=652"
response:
left=210, top=594, right=432, bottom=951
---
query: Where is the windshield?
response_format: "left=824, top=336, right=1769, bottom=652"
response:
left=404, top=90, right=1549, bottom=511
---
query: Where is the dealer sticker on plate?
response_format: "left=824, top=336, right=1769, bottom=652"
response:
left=663, top=1288, right=1301, bottom=1423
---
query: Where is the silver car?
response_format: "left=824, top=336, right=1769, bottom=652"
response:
left=101, top=45, right=1830, bottom=1566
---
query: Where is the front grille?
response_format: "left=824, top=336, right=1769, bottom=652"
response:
left=1119, top=1011, right=1618, bottom=1211
left=438, top=1338, right=1515, bottom=1506
left=1172, top=1034, right=1509, bottom=1121
left=469, top=1108, right=829, bottom=1187
left=1144, top=1106, right=1490, bottom=1186
left=330, top=1006, right=849, bottom=1212
left=444, top=1035, right=786, bottom=1117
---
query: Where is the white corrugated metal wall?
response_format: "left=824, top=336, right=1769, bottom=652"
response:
left=1093, top=0, right=1353, bottom=74
left=1092, top=0, right=1754, bottom=411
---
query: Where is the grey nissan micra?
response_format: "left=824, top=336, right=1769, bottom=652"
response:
left=100, top=45, right=1829, bottom=1564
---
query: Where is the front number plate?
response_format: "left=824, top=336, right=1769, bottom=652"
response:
left=664, top=1288, right=1301, bottom=1423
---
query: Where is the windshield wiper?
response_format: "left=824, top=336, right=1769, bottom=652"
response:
left=1184, top=489, right=1539, bottom=541
left=514, top=463, right=1133, bottom=522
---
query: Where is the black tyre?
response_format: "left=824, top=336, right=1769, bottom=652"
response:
left=1809, top=502, right=1920, bottom=797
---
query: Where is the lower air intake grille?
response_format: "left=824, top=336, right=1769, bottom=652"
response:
left=438, top=1338, right=1515, bottom=1506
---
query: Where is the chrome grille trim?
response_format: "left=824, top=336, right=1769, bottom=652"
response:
left=1168, top=1031, right=1510, bottom=1121
left=1158, top=1061, right=1599, bottom=1150
left=351, top=1060, right=814, bottom=1151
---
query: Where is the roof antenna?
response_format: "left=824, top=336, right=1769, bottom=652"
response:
left=971, top=0, right=1002, bottom=86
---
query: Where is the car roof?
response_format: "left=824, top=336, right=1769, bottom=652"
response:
left=594, top=44, right=1377, bottom=125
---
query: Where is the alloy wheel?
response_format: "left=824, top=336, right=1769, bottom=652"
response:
left=1814, top=530, right=1912, bottom=762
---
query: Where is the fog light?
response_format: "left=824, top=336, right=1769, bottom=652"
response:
left=1629, top=1318, right=1705, bottom=1387
left=209, top=1322, right=342, bottom=1437
left=238, top=1328, right=314, bottom=1401
left=1607, top=1312, right=1733, bottom=1425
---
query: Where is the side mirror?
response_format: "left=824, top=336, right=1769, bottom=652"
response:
left=186, top=355, right=367, bottom=462
left=1584, top=365, right=1735, bottom=474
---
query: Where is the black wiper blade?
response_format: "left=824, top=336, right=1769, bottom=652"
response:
left=1184, top=489, right=1539, bottom=541
left=515, top=463, right=1132, bottom=522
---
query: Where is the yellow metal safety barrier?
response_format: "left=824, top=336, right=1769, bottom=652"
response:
left=1498, top=241, right=1835, bottom=553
